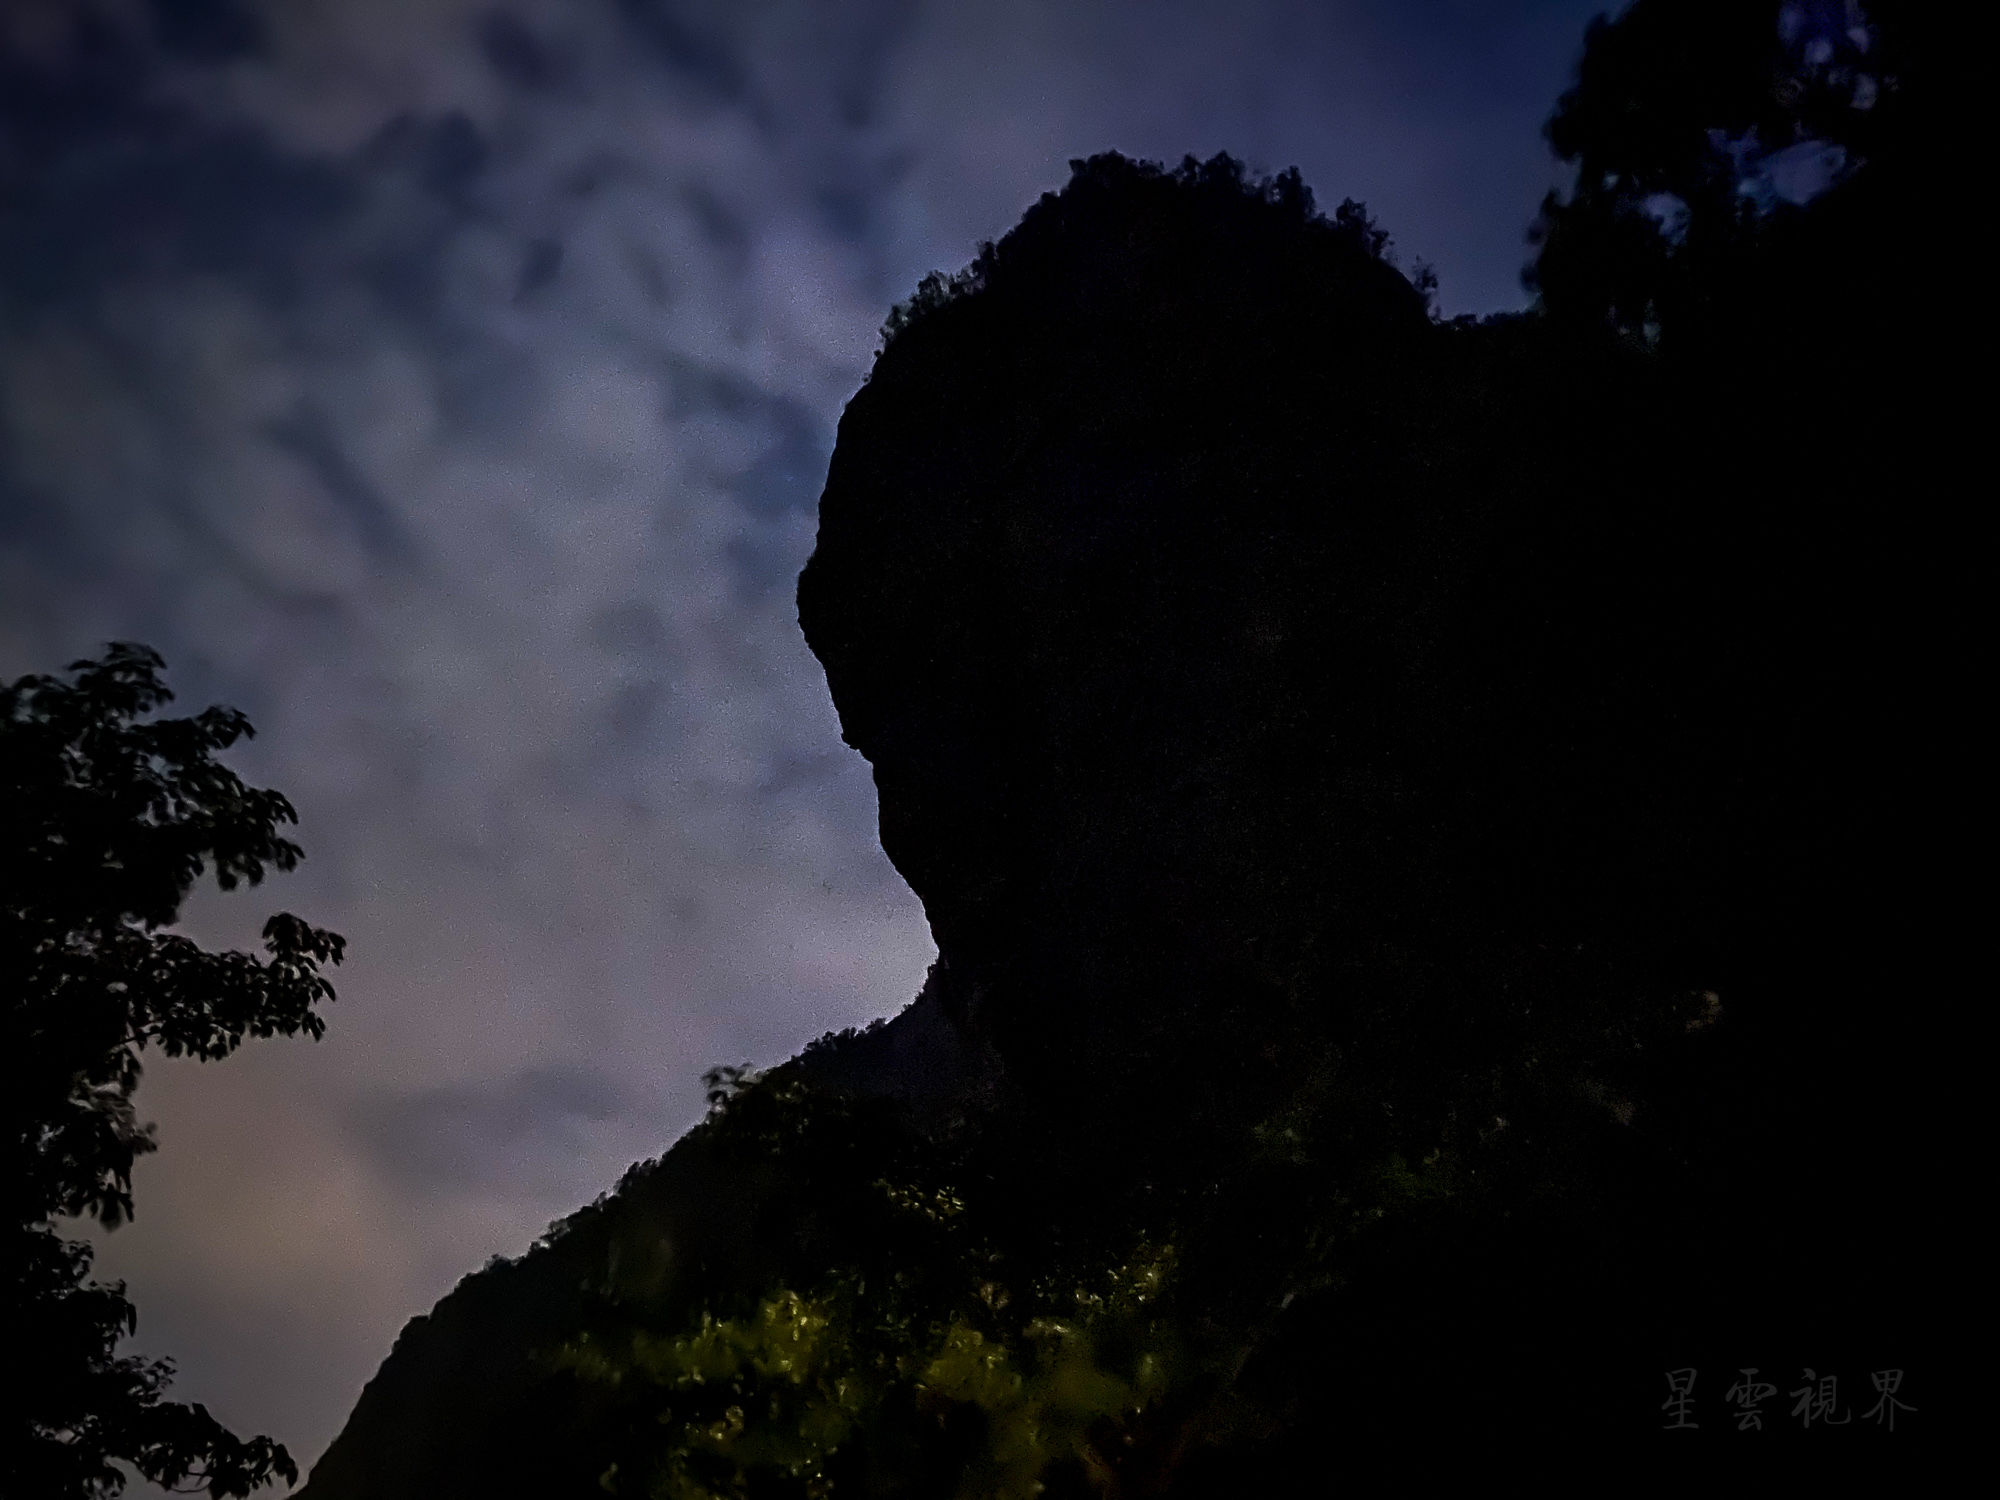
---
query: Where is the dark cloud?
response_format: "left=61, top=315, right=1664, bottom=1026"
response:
left=623, top=243, right=673, bottom=305
left=0, top=9, right=163, bottom=162
left=600, top=676, right=674, bottom=745
left=711, top=389, right=829, bottom=595
left=661, top=353, right=762, bottom=420
left=359, top=110, right=493, bottom=204
left=678, top=180, right=751, bottom=259
left=147, top=0, right=266, bottom=63
left=352, top=1064, right=627, bottom=1193
left=824, top=1, right=919, bottom=129
left=587, top=601, right=671, bottom=657
left=614, top=0, right=750, bottom=105
left=812, top=182, right=874, bottom=242
left=757, top=746, right=846, bottom=800
left=731, top=399, right=827, bottom=520
left=514, top=235, right=564, bottom=301
left=477, top=8, right=575, bottom=94
left=723, top=524, right=804, bottom=599
left=352, top=226, right=455, bottom=324
left=263, top=404, right=421, bottom=567
left=0, top=436, right=61, bottom=550
left=0, top=23, right=357, bottom=316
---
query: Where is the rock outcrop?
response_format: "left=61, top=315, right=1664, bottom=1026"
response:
left=304, top=142, right=1950, bottom=1492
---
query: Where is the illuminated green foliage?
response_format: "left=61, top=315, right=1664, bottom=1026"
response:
left=562, top=1236, right=1183, bottom=1499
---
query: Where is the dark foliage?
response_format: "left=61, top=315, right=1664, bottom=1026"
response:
left=302, top=4, right=1954, bottom=1492
left=4, top=644, right=343, bottom=1497
left=1526, top=0, right=1942, bottom=345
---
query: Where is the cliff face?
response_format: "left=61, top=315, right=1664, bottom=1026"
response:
left=304, top=150, right=1949, bottom=1492
left=797, top=159, right=1764, bottom=1176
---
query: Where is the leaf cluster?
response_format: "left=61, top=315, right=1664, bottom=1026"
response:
left=1526, top=0, right=1926, bottom=342
left=4, top=644, right=342, bottom=1496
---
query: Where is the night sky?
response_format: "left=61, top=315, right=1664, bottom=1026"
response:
left=1, top=0, right=1611, bottom=1483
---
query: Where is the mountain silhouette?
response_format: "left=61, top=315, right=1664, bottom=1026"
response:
left=303, top=16, right=1956, bottom=1483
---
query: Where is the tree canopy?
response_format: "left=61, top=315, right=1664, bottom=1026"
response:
left=1526, top=0, right=1935, bottom=343
left=4, top=643, right=344, bottom=1497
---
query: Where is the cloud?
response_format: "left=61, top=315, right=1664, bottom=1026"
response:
left=0, top=44, right=357, bottom=314
left=5, top=4, right=937, bottom=1485
left=349, top=1063, right=628, bottom=1193
left=262, top=401, right=423, bottom=567
left=476, top=9, right=579, bottom=96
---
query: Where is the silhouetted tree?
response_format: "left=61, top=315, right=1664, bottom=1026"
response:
left=1526, top=0, right=1933, bottom=343
left=3, top=643, right=343, bottom=1497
